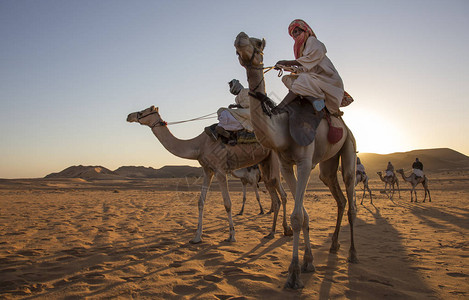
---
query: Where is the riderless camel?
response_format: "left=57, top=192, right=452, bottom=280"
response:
left=356, top=172, right=372, bottom=204
left=396, top=168, right=431, bottom=203
left=231, top=165, right=265, bottom=215
left=127, top=106, right=292, bottom=243
left=377, top=171, right=400, bottom=199
left=235, top=32, right=357, bottom=289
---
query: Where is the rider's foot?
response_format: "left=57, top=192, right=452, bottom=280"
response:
left=215, top=126, right=231, bottom=138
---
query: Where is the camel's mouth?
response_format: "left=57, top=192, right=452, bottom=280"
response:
left=127, top=113, right=138, bottom=123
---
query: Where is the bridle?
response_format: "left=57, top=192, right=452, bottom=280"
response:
left=237, top=46, right=267, bottom=93
left=136, top=110, right=167, bottom=128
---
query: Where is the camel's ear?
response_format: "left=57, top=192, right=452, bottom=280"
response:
left=150, top=105, right=155, bottom=110
left=155, top=107, right=159, bottom=113
left=261, top=38, right=266, bottom=50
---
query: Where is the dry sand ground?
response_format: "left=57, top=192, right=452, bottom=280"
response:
left=0, top=174, right=468, bottom=299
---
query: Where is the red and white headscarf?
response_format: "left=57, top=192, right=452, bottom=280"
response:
left=288, top=19, right=316, bottom=59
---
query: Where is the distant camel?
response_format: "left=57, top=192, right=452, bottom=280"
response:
left=231, top=165, right=265, bottom=215
left=377, top=171, right=400, bottom=199
left=396, top=169, right=431, bottom=203
left=355, top=172, right=372, bottom=204
left=127, top=106, right=292, bottom=243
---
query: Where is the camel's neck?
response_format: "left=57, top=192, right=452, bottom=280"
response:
left=398, top=172, right=412, bottom=182
left=245, top=66, right=288, bottom=150
left=151, top=125, right=200, bottom=160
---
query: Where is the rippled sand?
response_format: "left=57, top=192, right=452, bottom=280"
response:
left=0, top=176, right=468, bottom=299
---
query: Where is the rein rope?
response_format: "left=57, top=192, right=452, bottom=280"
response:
left=165, top=112, right=217, bottom=126
left=137, top=111, right=217, bottom=128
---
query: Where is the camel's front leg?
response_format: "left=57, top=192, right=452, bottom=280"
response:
left=216, top=173, right=236, bottom=242
left=237, top=183, right=247, bottom=215
left=285, top=160, right=312, bottom=289
left=191, top=169, right=213, bottom=244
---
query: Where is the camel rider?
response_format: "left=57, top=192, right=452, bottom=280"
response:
left=272, top=19, right=353, bottom=115
left=204, top=79, right=253, bottom=143
left=412, top=158, right=424, bottom=178
left=385, top=161, right=395, bottom=178
left=356, top=157, right=366, bottom=176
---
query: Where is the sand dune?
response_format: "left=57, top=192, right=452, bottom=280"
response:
left=0, top=175, right=468, bottom=299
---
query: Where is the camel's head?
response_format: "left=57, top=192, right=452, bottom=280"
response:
left=396, top=168, right=404, bottom=174
left=234, top=32, right=265, bottom=68
left=127, top=106, right=164, bottom=128
left=377, top=171, right=382, bottom=176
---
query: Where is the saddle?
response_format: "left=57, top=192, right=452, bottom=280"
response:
left=238, top=92, right=345, bottom=146
left=204, top=124, right=257, bottom=146
left=286, top=97, right=324, bottom=146
left=286, top=96, right=344, bottom=146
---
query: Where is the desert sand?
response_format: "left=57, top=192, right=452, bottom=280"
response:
left=0, top=174, right=468, bottom=299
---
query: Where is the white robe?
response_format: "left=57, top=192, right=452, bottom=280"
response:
left=217, top=89, right=253, bottom=131
left=281, top=36, right=344, bottom=114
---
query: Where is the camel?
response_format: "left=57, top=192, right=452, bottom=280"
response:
left=231, top=165, right=265, bottom=215
left=127, top=106, right=292, bottom=243
left=377, top=171, right=401, bottom=199
left=396, top=169, right=431, bottom=203
left=235, top=32, right=358, bottom=289
left=356, top=172, right=372, bottom=204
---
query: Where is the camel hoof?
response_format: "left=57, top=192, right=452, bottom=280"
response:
left=285, top=263, right=304, bottom=289
left=258, top=211, right=264, bottom=215
left=348, top=255, right=359, bottom=264
left=224, top=237, right=236, bottom=242
left=236, top=212, right=243, bottom=216
left=330, top=243, right=340, bottom=253
left=189, top=239, right=202, bottom=244
left=284, top=227, right=293, bottom=237
left=302, top=261, right=315, bottom=273
left=264, top=232, right=275, bottom=239
left=348, top=249, right=359, bottom=263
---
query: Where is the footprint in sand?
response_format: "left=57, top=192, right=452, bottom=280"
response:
left=172, top=284, right=199, bottom=295
left=214, top=294, right=239, bottom=300
left=203, top=274, right=223, bottom=283
left=169, top=261, right=183, bottom=268
left=446, top=272, right=467, bottom=278
left=83, top=273, right=106, bottom=284
left=175, top=269, right=197, bottom=276
left=266, top=254, right=279, bottom=261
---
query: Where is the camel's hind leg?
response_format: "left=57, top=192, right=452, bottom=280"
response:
left=278, top=183, right=293, bottom=236
left=319, top=155, right=346, bottom=254
left=190, top=167, right=214, bottom=244
left=424, top=179, right=431, bottom=202
left=340, top=140, right=358, bottom=263
left=216, top=172, right=236, bottom=242
left=237, top=182, right=248, bottom=215
left=259, top=157, right=290, bottom=239
left=253, top=183, right=264, bottom=215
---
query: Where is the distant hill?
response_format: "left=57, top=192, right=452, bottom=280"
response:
left=45, top=165, right=120, bottom=179
left=46, top=165, right=203, bottom=179
left=114, top=166, right=160, bottom=178
left=114, top=165, right=202, bottom=178
left=358, top=148, right=469, bottom=175
left=44, top=148, right=468, bottom=180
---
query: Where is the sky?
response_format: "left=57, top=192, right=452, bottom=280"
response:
left=1, top=0, right=468, bottom=179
